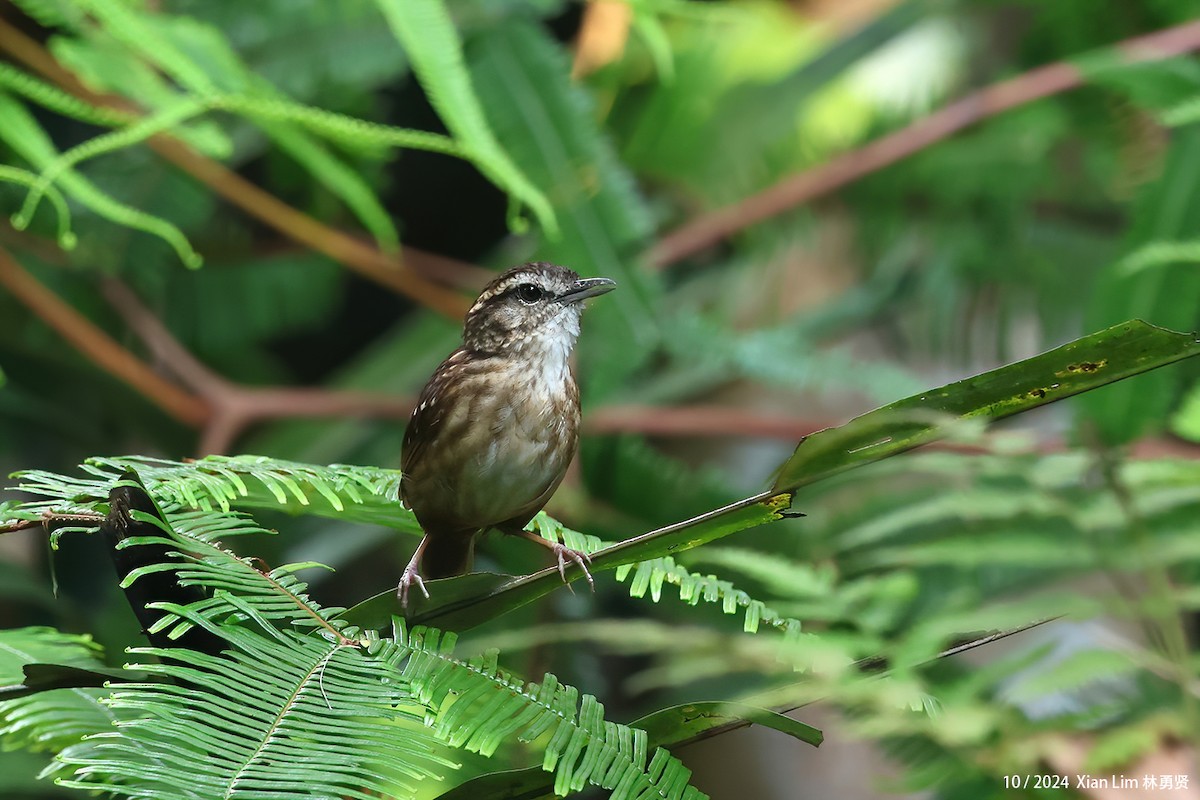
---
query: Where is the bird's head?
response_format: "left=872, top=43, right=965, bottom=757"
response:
left=462, top=262, right=615, bottom=357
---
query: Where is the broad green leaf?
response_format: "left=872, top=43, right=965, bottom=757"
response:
left=774, top=320, right=1200, bottom=491
left=375, top=0, right=556, bottom=235
left=1115, top=239, right=1200, bottom=276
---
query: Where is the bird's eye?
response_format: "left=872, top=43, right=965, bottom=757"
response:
left=515, top=283, right=545, bottom=304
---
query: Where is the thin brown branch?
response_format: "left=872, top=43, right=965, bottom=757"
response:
left=0, top=511, right=106, bottom=535
left=99, top=279, right=414, bottom=454
left=99, top=279, right=231, bottom=396
left=194, top=392, right=414, bottom=456
left=402, top=245, right=494, bottom=291
left=0, top=245, right=210, bottom=425
left=0, top=14, right=473, bottom=318
left=649, top=19, right=1200, bottom=268
left=586, top=404, right=828, bottom=440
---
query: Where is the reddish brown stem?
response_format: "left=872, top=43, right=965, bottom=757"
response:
left=586, top=404, right=827, bottom=440
left=0, top=246, right=210, bottom=425
left=100, top=279, right=414, bottom=454
left=0, top=511, right=106, bottom=535
left=649, top=19, right=1200, bottom=267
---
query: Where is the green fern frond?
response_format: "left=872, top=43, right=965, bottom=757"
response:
left=829, top=487, right=1070, bottom=553
left=8, top=0, right=85, bottom=29
left=18, top=95, right=209, bottom=225
left=1002, top=648, right=1140, bottom=707
left=0, top=63, right=134, bottom=127
left=660, top=312, right=924, bottom=403
left=47, top=35, right=234, bottom=158
left=7, top=455, right=804, bottom=647
left=217, top=93, right=463, bottom=155
left=56, top=617, right=454, bottom=799
left=685, top=548, right=836, bottom=600
left=77, top=0, right=220, bottom=95
left=102, top=454, right=414, bottom=529
left=0, top=164, right=76, bottom=249
left=115, top=503, right=357, bottom=644
left=0, top=92, right=202, bottom=266
left=16, top=92, right=458, bottom=256
left=90, top=455, right=396, bottom=513
left=528, top=512, right=604, bottom=554
left=527, top=507, right=805, bottom=638
left=18, top=475, right=709, bottom=799
left=9, top=3, right=454, bottom=258
left=253, top=121, right=402, bottom=253
left=616, top=555, right=804, bottom=636
left=391, top=620, right=708, bottom=799
left=10, top=454, right=412, bottom=528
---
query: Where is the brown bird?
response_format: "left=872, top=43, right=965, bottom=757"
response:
left=397, top=262, right=616, bottom=605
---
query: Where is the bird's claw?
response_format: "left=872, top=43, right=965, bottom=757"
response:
left=553, top=544, right=594, bottom=592
left=397, top=567, right=429, bottom=609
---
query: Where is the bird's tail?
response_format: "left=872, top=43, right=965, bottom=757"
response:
left=421, top=532, right=476, bottom=579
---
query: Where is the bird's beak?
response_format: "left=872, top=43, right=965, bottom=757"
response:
left=559, top=277, right=616, bottom=304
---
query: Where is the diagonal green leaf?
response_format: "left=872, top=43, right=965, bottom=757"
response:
left=632, top=701, right=822, bottom=748
left=773, top=320, right=1200, bottom=491
left=345, top=320, right=1200, bottom=633
left=342, top=492, right=793, bottom=632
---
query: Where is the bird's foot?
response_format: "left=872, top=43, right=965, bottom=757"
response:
left=552, top=543, right=594, bottom=592
left=510, top=529, right=595, bottom=593
left=397, top=534, right=433, bottom=609
left=396, top=564, right=429, bottom=609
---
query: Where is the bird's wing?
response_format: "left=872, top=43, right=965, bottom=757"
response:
left=400, top=348, right=467, bottom=503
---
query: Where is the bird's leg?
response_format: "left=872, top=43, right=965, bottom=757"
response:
left=397, top=534, right=432, bottom=608
left=510, top=529, right=595, bottom=591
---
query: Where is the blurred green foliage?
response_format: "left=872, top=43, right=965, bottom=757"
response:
left=1, top=0, right=1199, bottom=798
